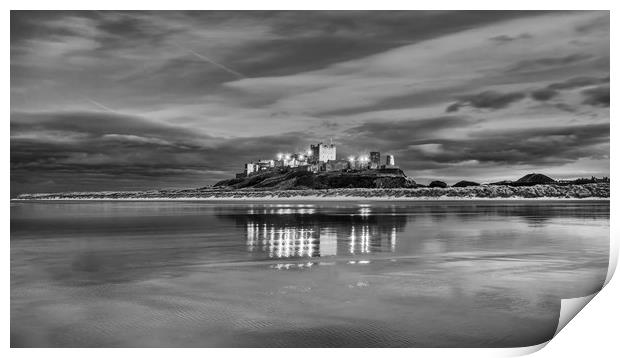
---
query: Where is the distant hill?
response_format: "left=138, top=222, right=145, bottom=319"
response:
left=516, top=173, right=556, bottom=185
left=453, top=180, right=480, bottom=187
left=429, top=180, right=447, bottom=188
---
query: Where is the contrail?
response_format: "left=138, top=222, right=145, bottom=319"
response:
left=186, top=49, right=245, bottom=79
left=84, top=98, right=116, bottom=113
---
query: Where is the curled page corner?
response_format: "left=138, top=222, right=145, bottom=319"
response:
left=542, top=231, right=616, bottom=349
left=554, top=292, right=597, bottom=337
left=505, top=341, right=550, bottom=356
left=605, top=228, right=618, bottom=286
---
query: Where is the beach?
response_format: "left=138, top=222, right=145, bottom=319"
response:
left=11, top=200, right=609, bottom=347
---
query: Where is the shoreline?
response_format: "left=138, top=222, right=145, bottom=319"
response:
left=10, top=196, right=610, bottom=202
left=12, top=183, right=609, bottom=202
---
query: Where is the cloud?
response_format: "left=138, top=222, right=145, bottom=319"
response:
left=11, top=111, right=204, bottom=141
left=489, top=33, right=532, bottom=43
left=224, top=12, right=607, bottom=117
left=527, top=75, right=609, bottom=103
left=344, top=116, right=471, bottom=142
left=575, top=13, right=610, bottom=34
left=101, top=134, right=176, bottom=146
left=452, top=123, right=610, bottom=165
left=344, top=118, right=609, bottom=171
left=581, top=85, right=610, bottom=107
left=10, top=110, right=321, bottom=194
left=506, top=53, right=594, bottom=73
left=10, top=11, right=610, bottom=193
left=446, top=91, right=526, bottom=112
left=445, top=103, right=462, bottom=113
left=228, top=11, right=545, bottom=77
left=530, top=88, right=559, bottom=101
left=547, top=76, right=609, bottom=90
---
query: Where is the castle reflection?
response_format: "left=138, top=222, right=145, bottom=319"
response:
left=226, top=205, right=407, bottom=259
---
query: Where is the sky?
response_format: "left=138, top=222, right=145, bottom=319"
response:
left=10, top=10, right=610, bottom=194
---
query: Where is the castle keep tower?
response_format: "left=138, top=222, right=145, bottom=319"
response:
left=310, top=143, right=336, bottom=163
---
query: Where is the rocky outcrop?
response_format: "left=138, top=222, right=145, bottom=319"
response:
left=515, top=173, right=556, bottom=185
left=453, top=180, right=480, bottom=187
left=429, top=180, right=448, bottom=188
left=214, top=168, right=413, bottom=190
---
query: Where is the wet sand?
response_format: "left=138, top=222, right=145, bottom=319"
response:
left=10, top=201, right=609, bottom=347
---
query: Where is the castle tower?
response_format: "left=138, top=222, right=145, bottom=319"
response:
left=310, top=142, right=336, bottom=163
left=370, top=152, right=380, bottom=169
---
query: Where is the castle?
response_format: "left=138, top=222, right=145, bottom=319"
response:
left=237, top=142, right=397, bottom=178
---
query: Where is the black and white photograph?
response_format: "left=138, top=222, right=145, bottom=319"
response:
left=9, top=7, right=612, bottom=350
